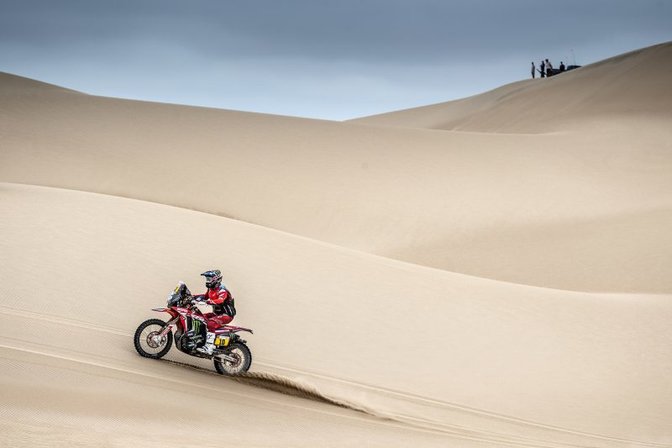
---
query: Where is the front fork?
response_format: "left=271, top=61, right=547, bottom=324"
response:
left=159, top=317, right=178, bottom=337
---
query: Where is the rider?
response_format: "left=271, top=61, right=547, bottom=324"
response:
left=192, top=269, right=236, bottom=355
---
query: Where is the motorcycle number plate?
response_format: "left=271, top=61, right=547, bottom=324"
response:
left=216, top=336, right=230, bottom=346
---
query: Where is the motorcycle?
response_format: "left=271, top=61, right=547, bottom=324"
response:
left=133, top=281, right=253, bottom=376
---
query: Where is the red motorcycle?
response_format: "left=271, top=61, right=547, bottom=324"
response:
left=133, top=282, right=253, bottom=375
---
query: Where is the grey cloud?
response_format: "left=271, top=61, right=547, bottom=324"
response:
left=3, top=0, right=671, bottom=62
left=1, top=0, right=670, bottom=119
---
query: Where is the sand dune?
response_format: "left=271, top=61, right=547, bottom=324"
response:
left=351, top=42, right=672, bottom=132
left=2, top=44, right=672, bottom=292
left=1, top=183, right=671, bottom=447
left=2, top=42, right=672, bottom=447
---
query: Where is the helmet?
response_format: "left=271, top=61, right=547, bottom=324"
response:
left=201, top=269, right=222, bottom=289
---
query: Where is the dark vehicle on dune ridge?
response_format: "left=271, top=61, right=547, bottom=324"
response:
left=550, top=64, right=581, bottom=76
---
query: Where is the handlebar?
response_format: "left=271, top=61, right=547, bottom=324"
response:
left=189, top=298, right=206, bottom=312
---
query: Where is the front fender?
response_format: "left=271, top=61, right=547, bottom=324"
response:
left=152, top=307, right=180, bottom=320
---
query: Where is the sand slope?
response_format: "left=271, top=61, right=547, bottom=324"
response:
left=2, top=42, right=672, bottom=447
left=1, top=183, right=671, bottom=447
left=2, top=43, right=672, bottom=292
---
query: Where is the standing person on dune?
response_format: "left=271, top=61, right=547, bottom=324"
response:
left=192, top=269, right=237, bottom=355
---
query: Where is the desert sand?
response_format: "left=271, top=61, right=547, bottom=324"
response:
left=1, top=42, right=671, bottom=447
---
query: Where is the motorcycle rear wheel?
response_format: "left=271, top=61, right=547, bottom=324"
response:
left=214, top=342, right=252, bottom=376
left=134, top=318, right=173, bottom=359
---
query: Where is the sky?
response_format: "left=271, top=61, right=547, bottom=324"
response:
left=1, top=0, right=671, bottom=120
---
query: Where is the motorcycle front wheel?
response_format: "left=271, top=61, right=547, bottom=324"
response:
left=134, top=318, right=173, bottom=359
left=214, top=342, right=252, bottom=376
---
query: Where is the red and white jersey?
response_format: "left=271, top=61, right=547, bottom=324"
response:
left=198, top=285, right=236, bottom=317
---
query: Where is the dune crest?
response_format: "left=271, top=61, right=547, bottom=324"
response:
left=351, top=42, right=672, bottom=132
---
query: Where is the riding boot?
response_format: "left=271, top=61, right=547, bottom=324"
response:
left=196, top=332, right=216, bottom=355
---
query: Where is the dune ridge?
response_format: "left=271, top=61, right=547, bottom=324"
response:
left=350, top=42, right=672, bottom=132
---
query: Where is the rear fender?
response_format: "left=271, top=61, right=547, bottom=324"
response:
left=218, top=325, right=254, bottom=335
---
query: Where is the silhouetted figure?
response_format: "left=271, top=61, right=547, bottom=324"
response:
left=531, top=62, right=536, bottom=79
left=545, top=59, right=553, bottom=77
left=559, top=61, right=566, bottom=72
left=540, top=60, right=545, bottom=78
